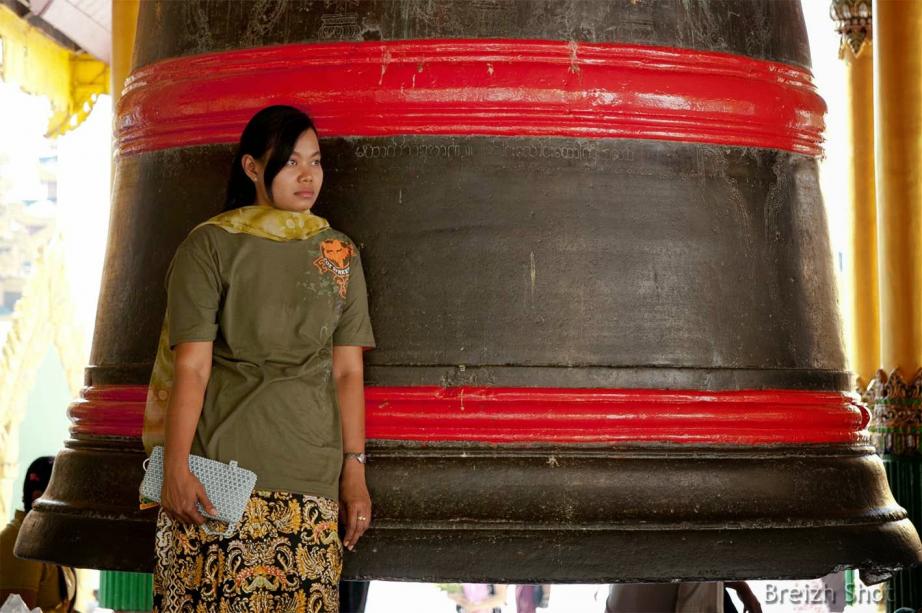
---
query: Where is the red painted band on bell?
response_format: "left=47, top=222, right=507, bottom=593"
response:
left=116, top=39, right=825, bottom=156
left=70, top=384, right=867, bottom=445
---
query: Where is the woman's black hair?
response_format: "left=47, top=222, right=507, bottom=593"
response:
left=22, top=456, right=54, bottom=511
left=224, top=105, right=317, bottom=211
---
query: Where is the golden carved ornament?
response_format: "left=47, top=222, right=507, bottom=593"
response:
left=831, top=0, right=872, bottom=58
left=866, top=368, right=922, bottom=456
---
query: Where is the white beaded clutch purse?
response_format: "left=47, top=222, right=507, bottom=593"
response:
left=139, top=446, right=257, bottom=537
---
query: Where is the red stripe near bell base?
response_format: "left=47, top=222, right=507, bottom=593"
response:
left=69, top=386, right=147, bottom=438
left=70, top=385, right=867, bottom=445
left=117, top=40, right=825, bottom=157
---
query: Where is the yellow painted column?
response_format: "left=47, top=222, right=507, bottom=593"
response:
left=833, top=0, right=879, bottom=388
left=111, top=0, right=140, bottom=104
left=873, top=0, right=922, bottom=378
left=868, top=2, right=922, bottom=608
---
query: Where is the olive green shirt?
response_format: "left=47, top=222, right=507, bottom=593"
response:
left=166, top=224, right=375, bottom=500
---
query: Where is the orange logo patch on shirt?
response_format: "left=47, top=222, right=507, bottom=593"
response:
left=313, top=239, right=353, bottom=298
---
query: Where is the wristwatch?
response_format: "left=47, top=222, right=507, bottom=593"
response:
left=344, top=451, right=367, bottom=465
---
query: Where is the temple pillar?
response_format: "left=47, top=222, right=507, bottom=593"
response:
left=864, top=0, right=922, bottom=608
left=832, top=0, right=879, bottom=389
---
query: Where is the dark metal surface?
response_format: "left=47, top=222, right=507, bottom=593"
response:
left=15, top=441, right=157, bottom=572
left=351, top=523, right=918, bottom=583
left=132, top=0, right=811, bottom=71
left=88, top=146, right=227, bottom=381
left=346, top=442, right=919, bottom=582
left=18, top=440, right=922, bottom=580
left=883, top=457, right=922, bottom=611
left=340, top=581, right=370, bottom=613
left=322, top=137, right=846, bottom=388
left=90, top=137, right=847, bottom=391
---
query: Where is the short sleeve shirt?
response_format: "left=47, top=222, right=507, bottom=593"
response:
left=166, top=224, right=375, bottom=500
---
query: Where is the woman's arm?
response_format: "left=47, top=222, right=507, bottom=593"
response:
left=160, top=340, right=217, bottom=525
left=333, top=345, right=371, bottom=551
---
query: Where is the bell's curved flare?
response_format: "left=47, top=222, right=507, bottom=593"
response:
left=16, top=0, right=921, bottom=580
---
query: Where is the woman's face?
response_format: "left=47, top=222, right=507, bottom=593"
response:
left=243, top=128, right=324, bottom=212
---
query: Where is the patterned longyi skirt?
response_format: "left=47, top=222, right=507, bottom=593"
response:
left=153, top=490, right=342, bottom=613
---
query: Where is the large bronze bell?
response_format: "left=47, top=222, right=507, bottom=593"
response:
left=17, top=0, right=922, bottom=582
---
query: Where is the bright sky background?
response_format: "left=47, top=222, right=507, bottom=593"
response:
left=0, top=82, right=52, bottom=203
left=0, top=83, right=111, bottom=358
left=803, top=0, right=854, bottom=367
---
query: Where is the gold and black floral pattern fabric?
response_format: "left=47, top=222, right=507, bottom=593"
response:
left=153, top=490, right=341, bottom=613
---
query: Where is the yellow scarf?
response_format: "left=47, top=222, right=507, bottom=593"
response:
left=142, top=205, right=330, bottom=454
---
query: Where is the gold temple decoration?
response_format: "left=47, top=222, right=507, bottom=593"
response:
left=831, top=0, right=872, bottom=58
left=0, top=4, right=109, bottom=138
left=867, top=369, right=922, bottom=456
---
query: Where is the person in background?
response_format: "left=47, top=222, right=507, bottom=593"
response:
left=605, top=581, right=761, bottom=613
left=448, top=583, right=508, bottom=613
left=724, top=581, right=761, bottom=613
left=516, top=584, right=551, bottom=613
left=0, top=456, right=77, bottom=612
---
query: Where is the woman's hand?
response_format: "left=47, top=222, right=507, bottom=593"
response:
left=339, top=460, right=371, bottom=551
left=161, top=463, right=217, bottom=525
left=333, top=345, right=371, bottom=551
left=161, top=341, right=215, bottom=525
